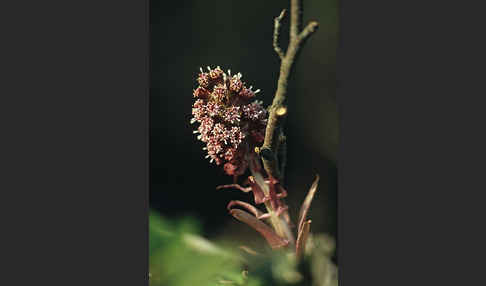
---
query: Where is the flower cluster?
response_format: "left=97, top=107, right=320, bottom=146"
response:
left=191, top=66, right=268, bottom=176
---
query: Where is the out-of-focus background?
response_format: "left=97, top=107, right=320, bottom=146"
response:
left=150, top=0, right=338, bottom=262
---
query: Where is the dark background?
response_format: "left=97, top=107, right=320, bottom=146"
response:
left=150, top=0, right=339, bottom=254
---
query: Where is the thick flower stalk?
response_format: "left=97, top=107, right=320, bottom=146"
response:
left=191, top=66, right=267, bottom=177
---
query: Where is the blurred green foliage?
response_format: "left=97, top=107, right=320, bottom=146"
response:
left=149, top=210, right=261, bottom=286
left=149, top=210, right=338, bottom=286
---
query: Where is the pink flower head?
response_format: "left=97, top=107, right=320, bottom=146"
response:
left=191, top=66, right=268, bottom=176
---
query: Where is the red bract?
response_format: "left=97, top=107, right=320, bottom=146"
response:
left=219, top=159, right=321, bottom=253
left=191, top=66, right=267, bottom=176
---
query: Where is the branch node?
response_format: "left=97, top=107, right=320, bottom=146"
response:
left=276, top=106, right=287, bottom=117
left=298, top=21, right=319, bottom=42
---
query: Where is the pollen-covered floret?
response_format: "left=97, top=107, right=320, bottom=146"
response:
left=209, top=66, right=224, bottom=80
left=239, top=85, right=260, bottom=100
left=242, top=100, right=267, bottom=121
left=190, top=66, right=268, bottom=176
left=223, top=106, right=241, bottom=124
left=197, top=70, right=210, bottom=88
left=212, top=84, right=228, bottom=102
left=229, top=74, right=243, bottom=92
